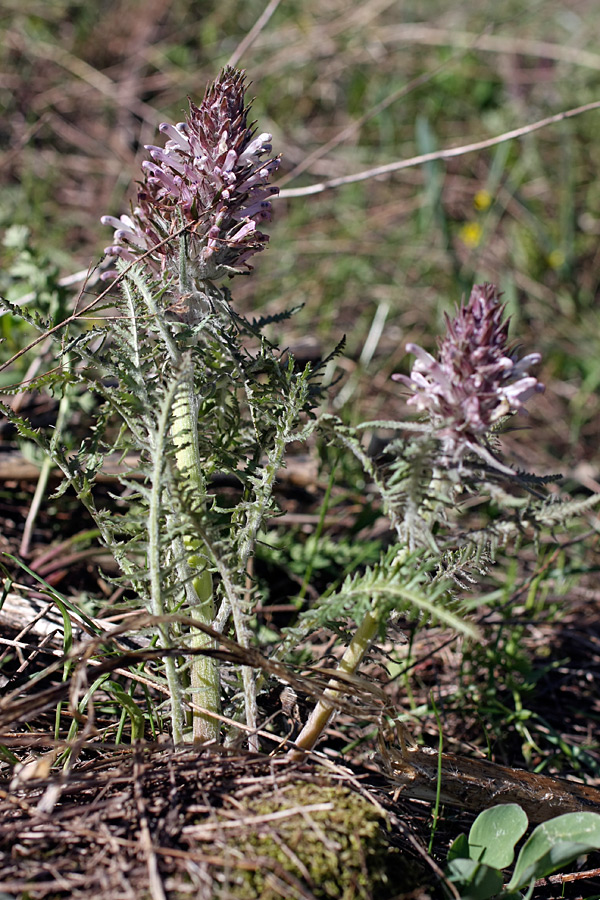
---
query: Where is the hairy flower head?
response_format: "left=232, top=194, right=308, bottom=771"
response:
left=101, top=67, right=279, bottom=281
left=393, top=283, right=544, bottom=468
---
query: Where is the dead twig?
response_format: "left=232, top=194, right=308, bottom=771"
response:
left=382, top=739, right=600, bottom=824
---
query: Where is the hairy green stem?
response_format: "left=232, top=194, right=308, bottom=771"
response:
left=290, top=470, right=451, bottom=755
left=215, top=374, right=311, bottom=749
left=149, top=378, right=186, bottom=744
left=291, top=608, right=380, bottom=756
left=171, top=374, right=219, bottom=743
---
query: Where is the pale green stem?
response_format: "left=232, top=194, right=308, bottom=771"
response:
left=291, top=466, right=449, bottom=755
left=215, top=377, right=308, bottom=749
left=126, top=263, right=194, bottom=740
left=171, top=377, right=219, bottom=743
left=149, top=378, right=186, bottom=744
left=291, top=609, right=381, bottom=756
left=134, top=254, right=219, bottom=741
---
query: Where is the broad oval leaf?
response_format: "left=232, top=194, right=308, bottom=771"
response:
left=508, top=811, right=600, bottom=891
left=468, top=803, right=529, bottom=869
left=447, top=832, right=470, bottom=862
left=446, top=857, right=504, bottom=900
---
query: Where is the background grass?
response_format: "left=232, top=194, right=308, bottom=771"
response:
left=2, top=0, right=600, bottom=463
left=1, top=0, right=600, bottom=776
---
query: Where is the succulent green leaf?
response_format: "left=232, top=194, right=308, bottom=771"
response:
left=447, top=832, right=470, bottom=862
left=508, top=812, right=600, bottom=891
left=446, top=857, right=504, bottom=900
left=468, top=804, right=529, bottom=869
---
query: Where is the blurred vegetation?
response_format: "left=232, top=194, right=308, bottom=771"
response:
left=2, top=0, right=600, bottom=466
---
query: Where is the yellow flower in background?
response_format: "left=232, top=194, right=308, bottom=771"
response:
left=474, top=189, right=492, bottom=211
left=547, top=249, right=565, bottom=269
left=459, top=222, right=482, bottom=248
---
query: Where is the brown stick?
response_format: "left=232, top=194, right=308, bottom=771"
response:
left=383, top=743, right=600, bottom=823
left=0, top=449, right=318, bottom=486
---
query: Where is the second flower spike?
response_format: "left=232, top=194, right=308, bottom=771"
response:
left=393, top=283, right=544, bottom=469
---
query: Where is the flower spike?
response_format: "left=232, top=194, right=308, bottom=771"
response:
left=393, top=283, right=544, bottom=469
left=101, top=67, right=279, bottom=281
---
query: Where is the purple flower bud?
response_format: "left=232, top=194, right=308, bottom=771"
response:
left=101, top=67, right=280, bottom=280
left=158, top=122, right=190, bottom=150
left=393, top=283, right=544, bottom=468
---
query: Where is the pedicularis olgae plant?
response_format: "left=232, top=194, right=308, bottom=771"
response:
left=2, top=67, right=596, bottom=751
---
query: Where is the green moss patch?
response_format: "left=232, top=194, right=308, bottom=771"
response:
left=214, top=777, right=418, bottom=899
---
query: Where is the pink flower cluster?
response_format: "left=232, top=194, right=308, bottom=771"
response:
left=394, top=283, right=544, bottom=466
left=101, top=67, right=279, bottom=281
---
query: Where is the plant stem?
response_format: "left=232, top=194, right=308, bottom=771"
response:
left=171, top=373, right=219, bottom=743
left=290, top=465, right=459, bottom=756
left=291, top=608, right=380, bottom=756
left=228, top=373, right=311, bottom=750
left=149, top=378, right=186, bottom=744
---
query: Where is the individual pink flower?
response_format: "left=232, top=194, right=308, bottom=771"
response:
left=101, top=67, right=279, bottom=281
left=393, top=283, right=544, bottom=469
